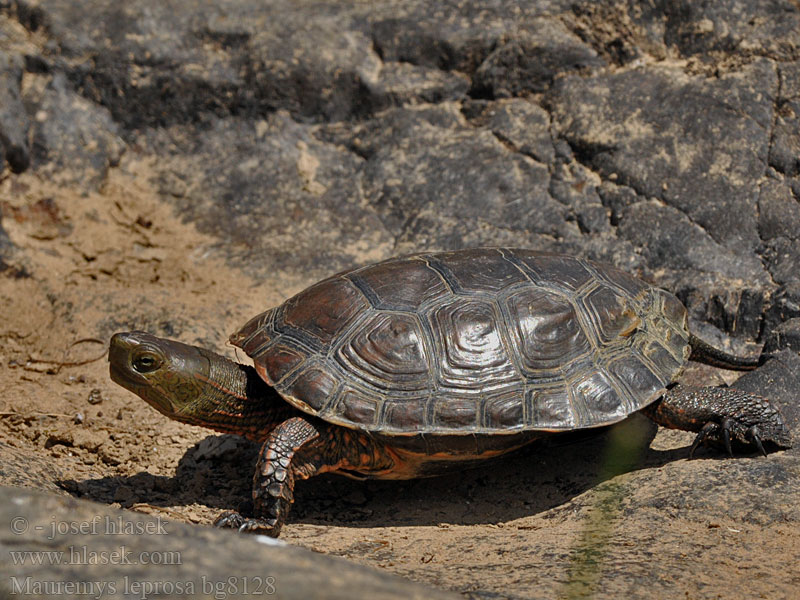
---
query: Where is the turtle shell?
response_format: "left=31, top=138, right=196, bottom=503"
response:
left=231, top=248, right=690, bottom=436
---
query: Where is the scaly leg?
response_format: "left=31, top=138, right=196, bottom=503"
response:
left=215, top=416, right=396, bottom=536
left=642, top=384, right=792, bottom=457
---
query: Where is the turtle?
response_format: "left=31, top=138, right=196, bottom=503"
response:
left=108, top=248, right=792, bottom=536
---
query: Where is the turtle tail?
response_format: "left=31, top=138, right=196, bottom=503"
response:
left=688, top=334, right=759, bottom=371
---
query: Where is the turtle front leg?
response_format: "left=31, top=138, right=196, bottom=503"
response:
left=642, top=384, right=792, bottom=457
left=215, top=416, right=323, bottom=536
left=214, top=416, right=398, bottom=536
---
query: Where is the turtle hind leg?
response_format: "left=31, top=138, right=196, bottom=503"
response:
left=642, top=384, right=792, bottom=458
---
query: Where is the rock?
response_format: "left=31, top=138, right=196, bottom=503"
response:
left=768, top=282, right=800, bottom=322
left=616, top=199, right=766, bottom=278
left=758, top=179, right=800, bottom=241
left=0, top=486, right=459, bottom=600
left=0, top=204, right=14, bottom=273
left=616, top=199, right=772, bottom=341
left=56, top=1, right=500, bottom=126
left=364, top=62, right=470, bottom=111
left=462, top=98, right=556, bottom=164
left=548, top=161, right=610, bottom=234
left=763, top=320, right=800, bottom=359
left=769, top=96, right=800, bottom=177
left=28, top=73, right=125, bottom=189
left=0, top=443, right=66, bottom=495
left=597, top=181, right=639, bottom=226
left=368, top=8, right=500, bottom=73
left=145, top=112, right=392, bottom=278
left=6, top=1, right=796, bottom=348
left=762, top=236, right=800, bottom=286
left=661, top=0, right=800, bottom=60
left=548, top=60, right=776, bottom=249
left=354, top=104, right=570, bottom=251
left=244, top=21, right=381, bottom=122
left=471, top=19, right=605, bottom=97
left=731, top=350, right=800, bottom=437
left=0, top=51, right=30, bottom=173
left=770, top=62, right=800, bottom=178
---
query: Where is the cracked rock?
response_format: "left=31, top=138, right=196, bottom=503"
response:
left=462, top=98, right=556, bottom=165
left=471, top=19, right=605, bottom=97
left=763, top=319, right=800, bottom=358
left=758, top=179, right=800, bottom=241
left=548, top=60, right=777, bottom=249
left=145, top=112, right=391, bottom=278
left=355, top=104, right=569, bottom=249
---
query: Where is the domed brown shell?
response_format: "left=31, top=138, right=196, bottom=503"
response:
left=231, top=249, right=690, bottom=436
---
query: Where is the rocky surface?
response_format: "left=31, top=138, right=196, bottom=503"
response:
left=0, top=486, right=458, bottom=600
left=1, top=1, right=799, bottom=599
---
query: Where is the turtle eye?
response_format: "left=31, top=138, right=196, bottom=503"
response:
left=132, top=351, right=162, bottom=373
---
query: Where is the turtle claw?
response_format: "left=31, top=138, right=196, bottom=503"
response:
left=237, top=517, right=282, bottom=537
left=689, top=422, right=718, bottom=458
left=214, top=511, right=246, bottom=529
left=753, top=435, right=768, bottom=458
left=689, top=419, right=774, bottom=458
left=721, top=418, right=734, bottom=458
left=214, top=511, right=281, bottom=536
left=746, top=426, right=768, bottom=457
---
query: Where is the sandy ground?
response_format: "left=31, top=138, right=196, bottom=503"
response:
left=1, top=164, right=798, bottom=600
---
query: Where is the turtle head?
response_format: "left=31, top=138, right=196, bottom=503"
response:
left=109, top=331, right=212, bottom=420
